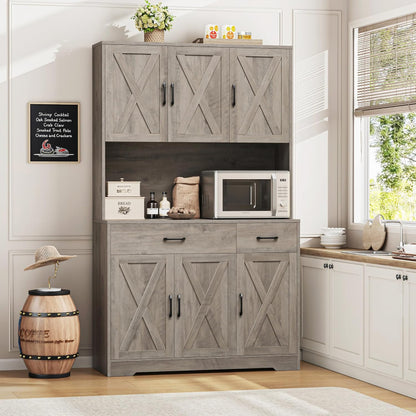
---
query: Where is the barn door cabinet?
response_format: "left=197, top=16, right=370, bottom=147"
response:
left=93, top=42, right=292, bottom=143
left=93, top=220, right=300, bottom=376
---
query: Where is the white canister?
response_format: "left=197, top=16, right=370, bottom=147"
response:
left=107, top=178, right=141, bottom=197
left=105, top=196, right=145, bottom=220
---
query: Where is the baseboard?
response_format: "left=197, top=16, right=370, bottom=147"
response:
left=0, top=356, right=93, bottom=371
left=302, top=350, right=416, bottom=400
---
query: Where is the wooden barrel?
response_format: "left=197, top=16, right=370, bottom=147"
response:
left=18, top=289, right=80, bottom=378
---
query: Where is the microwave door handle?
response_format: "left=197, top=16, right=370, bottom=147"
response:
left=271, top=174, right=277, bottom=216
left=253, top=182, right=257, bottom=209
left=249, top=184, right=254, bottom=207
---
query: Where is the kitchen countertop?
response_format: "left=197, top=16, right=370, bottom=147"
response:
left=301, top=247, right=416, bottom=270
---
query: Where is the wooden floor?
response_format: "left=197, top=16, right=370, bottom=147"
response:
left=0, top=362, right=415, bottom=412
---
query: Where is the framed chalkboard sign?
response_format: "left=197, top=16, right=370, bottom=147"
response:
left=28, top=102, right=80, bottom=163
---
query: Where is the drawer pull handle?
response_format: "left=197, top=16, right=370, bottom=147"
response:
left=168, top=295, right=173, bottom=318
left=239, top=293, right=243, bottom=316
left=177, top=295, right=181, bottom=318
left=163, top=237, right=186, bottom=242
left=256, top=236, right=278, bottom=241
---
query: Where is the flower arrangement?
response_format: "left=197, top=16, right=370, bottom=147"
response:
left=132, top=1, right=174, bottom=33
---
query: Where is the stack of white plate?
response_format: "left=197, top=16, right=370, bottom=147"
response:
left=320, top=227, right=346, bottom=249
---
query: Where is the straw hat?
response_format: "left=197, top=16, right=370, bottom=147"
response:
left=24, top=246, right=76, bottom=271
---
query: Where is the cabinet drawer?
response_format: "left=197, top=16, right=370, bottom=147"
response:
left=110, top=223, right=236, bottom=254
left=237, top=222, right=298, bottom=253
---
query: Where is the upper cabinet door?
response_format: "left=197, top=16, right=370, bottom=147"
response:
left=168, top=46, right=229, bottom=142
left=105, top=45, right=167, bottom=142
left=230, top=48, right=291, bottom=143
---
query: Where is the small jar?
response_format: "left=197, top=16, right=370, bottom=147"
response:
left=243, top=32, right=252, bottom=39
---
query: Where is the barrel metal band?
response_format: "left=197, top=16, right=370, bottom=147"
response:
left=20, top=310, right=79, bottom=318
left=19, top=353, right=79, bottom=361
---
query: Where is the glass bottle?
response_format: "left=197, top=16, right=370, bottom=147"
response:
left=159, top=192, right=171, bottom=218
left=146, top=192, right=159, bottom=219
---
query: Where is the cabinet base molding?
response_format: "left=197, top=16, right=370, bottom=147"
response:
left=107, top=355, right=300, bottom=377
left=302, top=350, right=416, bottom=399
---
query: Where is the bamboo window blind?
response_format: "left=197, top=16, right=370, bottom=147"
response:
left=355, top=13, right=416, bottom=116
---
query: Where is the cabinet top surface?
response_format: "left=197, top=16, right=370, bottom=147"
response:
left=301, top=247, right=416, bottom=270
left=93, top=41, right=292, bottom=50
left=100, top=218, right=300, bottom=224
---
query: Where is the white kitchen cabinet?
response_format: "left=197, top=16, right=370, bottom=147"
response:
left=404, top=271, right=416, bottom=383
left=302, top=253, right=416, bottom=398
left=301, top=256, right=364, bottom=365
left=365, top=265, right=403, bottom=378
left=330, top=261, right=364, bottom=366
left=301, top=256, right=330, bottom=355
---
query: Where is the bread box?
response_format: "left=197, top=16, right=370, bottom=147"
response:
left=107, top=178, right=141, bottom=197
left=104, top=196, right=145, bottom=220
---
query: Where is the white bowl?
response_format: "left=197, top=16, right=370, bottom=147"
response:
left=321, top=227, right=346, bottom=236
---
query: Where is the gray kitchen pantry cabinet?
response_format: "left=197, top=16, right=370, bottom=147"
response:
left=94, top=41, right=292, bottom=143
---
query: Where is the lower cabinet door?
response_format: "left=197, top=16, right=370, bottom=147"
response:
left=301, top=256, right=330, bottom=355
left=330, top=261, right=364, bottom=365
left=238, top=253, right=297, bottom=355
left=404, top=270, right=416, bottom=383
left=365, top=265, right=403, bottom=378
left=111, top=255, right=174, bottom=360
left=174, top=254, right=237, bottom=358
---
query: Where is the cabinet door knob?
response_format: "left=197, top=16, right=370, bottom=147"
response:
left=328, top=264, right=334, bottom=269
left=396, top=274, right=402, bottom=280
left=403, top=275, right=408, bottom=281
left=323, top=263, right=328, bottom=269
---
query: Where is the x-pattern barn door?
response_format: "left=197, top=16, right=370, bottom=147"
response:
left=168, top=47, right=229, bottom=142
left=175, top=255, right=236, bottom=357
left=231, top=48, right=291, bottom=142
left=106, top=45, right=167, bottom=141
left=237, top=253, right=296, bottom=355
left=111, top=255, right=174, bottom=360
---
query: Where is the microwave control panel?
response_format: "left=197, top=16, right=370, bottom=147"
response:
left=275, top=171, right=290, bottom=218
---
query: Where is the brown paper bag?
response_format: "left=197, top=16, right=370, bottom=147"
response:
left=172, top=176, right=200, bottom=218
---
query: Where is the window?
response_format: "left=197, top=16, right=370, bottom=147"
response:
left=353, top=13, right=416, bottom=222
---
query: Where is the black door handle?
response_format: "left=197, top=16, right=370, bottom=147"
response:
left=168, top=295, right=172, bottom=318
left=162, top=82, right=166, bottom=106
left=171, top=83, right=174, bottom=106
left=239, top=293, right=243, bottom=316
left=177, top=294, right=181, bottom=318
left=163, top=237, right=186, bottom=242
left=256, top=236, right=278, bottom=241
left=232, top=84, right=236, bottom=107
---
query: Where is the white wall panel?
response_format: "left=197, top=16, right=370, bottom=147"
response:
left=9, top=250, right=92, bottom=352
left=293, top=10, right=341, bottom=235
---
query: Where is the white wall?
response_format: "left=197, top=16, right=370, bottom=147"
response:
left=349, top=0, right=416, bottom=23
left=0, top=0, right=347, bottom=366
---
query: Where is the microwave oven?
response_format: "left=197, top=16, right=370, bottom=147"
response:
left=200, top=170, right=290, bottom=219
